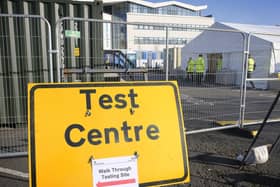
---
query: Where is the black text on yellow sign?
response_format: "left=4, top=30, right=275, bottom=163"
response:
left=28, top=82, right=190, bottom=187
left=65, top=88, right=159, bottom=147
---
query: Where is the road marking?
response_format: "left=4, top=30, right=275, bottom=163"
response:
left=0, top=167, right=29, bottom=179
left=259, top=93, right=278, bottom=98
left=181, top=94, right=214, bottom=106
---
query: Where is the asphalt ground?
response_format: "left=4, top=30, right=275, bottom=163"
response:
left=1, top=123, right=279, bottom=187
left=179, top=84, right=280, bottom=132
left=0, top=83, right=279, bottom=186
left=187, top=122, right=280, bottom=187
left=0, top=157, right=28, bottom=187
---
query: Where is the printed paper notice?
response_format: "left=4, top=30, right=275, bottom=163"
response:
left=92, top=155, right=139, bottom=187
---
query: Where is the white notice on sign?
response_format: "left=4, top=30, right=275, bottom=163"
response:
left=92, top=155, right=139, bottom=187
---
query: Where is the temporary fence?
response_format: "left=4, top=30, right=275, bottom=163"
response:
left=240, top=91, right=280, bottom=167
left=55, top=17, right=150, bottom=83
left=1, top=15, right=280, bottom=158
left=55, top=18, right=247, bottom=135
left=168, top=27, right=247, bottom=133
left=0, top=14, right=53, bottom=157
left=240, top=31, right=280, bottom=129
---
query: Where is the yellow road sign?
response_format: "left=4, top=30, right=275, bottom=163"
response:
left=28, top=81, right=190, bottom=187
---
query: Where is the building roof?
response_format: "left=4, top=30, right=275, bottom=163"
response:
left=103, top=0, right=207, bottom=11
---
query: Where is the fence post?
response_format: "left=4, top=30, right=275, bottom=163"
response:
left=165, top=26, right=169, bottom=81
left=239, top=33, right=251, bottom=128
left=56, top=19, right=62, bottom=82
left=46, top=17, right=54, bottom=83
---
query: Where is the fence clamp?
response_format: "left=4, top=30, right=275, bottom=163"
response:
left=244, top=51, right=249, bottom=54
left=83, top=67, right=88, bottom=73
left=49, top=49, right=59, bottom=54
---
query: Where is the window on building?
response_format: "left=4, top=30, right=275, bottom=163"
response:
left=135, top=37, right=189, bottom=45
left=160, top=52, right=164, bottom=59
left=142, top=51, right=147, bottom=59
left=124, top=3, right=200, bottom=16
left=136, top=51, right=142, bottom=60
left=134, top=23, right=208, bottom=31
left=152, top=52, right=157, bottom=60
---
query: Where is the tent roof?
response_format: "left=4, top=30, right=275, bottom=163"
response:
left=220, top=22, right=280, bottom=44
left=183, top=22, right=280, bottom=54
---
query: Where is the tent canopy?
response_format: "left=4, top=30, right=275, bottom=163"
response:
left=181, top=22, right=280, bottom=89
left=182, top=22, right=280, bottom=54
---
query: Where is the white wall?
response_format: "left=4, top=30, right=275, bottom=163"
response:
left=271, top=43, right=280, bottom=73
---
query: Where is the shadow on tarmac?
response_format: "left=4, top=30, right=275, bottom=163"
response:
left=225, top=173, right=280, bottom=187
left=190, top=152, right=241, bottom=169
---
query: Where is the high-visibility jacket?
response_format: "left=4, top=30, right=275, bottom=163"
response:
left=248, top=57, right=255, bottom=72
left=187, top=59, right=195, bottom=72
left=217, top=59, right=223, bottom=71
left=105, top=58, right=110, bottom=64
left=196, top=57, right=205, bottom=73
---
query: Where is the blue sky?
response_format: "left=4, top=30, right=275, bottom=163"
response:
left=148, top=0, right=280, bottom=26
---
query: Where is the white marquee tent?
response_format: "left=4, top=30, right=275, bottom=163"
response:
left=181, top=22, right=280, bottom=89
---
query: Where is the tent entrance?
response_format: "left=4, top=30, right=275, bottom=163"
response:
left=206, top=53, right=222, bottom=83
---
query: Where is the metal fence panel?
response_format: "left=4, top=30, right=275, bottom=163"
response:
left=1, top=15, right=279, bottom=157
left=0, top=14, right=52, bottom=156
left=0, top=0, right=104, bottom=158
left=57, top=19, right=249, bottom=133
left=242, top=32, right=280, bottom=126
left=57, top=18, right=149, bottom=82
left=57, top=18, right=104, bottom=82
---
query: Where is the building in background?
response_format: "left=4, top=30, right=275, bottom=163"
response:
left=103, top=0, right=214, bottom=68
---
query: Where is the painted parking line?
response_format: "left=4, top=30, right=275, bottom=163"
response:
left=0, top=167, right=28, bottom=179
